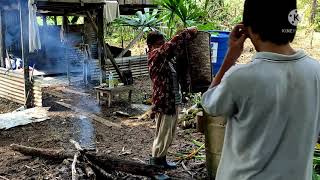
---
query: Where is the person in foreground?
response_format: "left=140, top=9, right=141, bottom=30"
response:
left=147, top=28, right=198, bottom=169
left=201, top=0, right=320, bottom=180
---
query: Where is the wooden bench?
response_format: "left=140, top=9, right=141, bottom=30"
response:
left=94, top=85, right=134, bottom=107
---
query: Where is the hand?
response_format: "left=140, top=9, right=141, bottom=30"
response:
left=186, top=26, right=198, bottom=35
left=225, top=24, right=247, bottom=64
left=187, top=26, right=197, bottom=31
left=208, top=24, right=247, bottom=88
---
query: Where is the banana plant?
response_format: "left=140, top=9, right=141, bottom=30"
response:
left=115, top=8, right=162, bottom=32
left=114, top=8, right=163, bottom=57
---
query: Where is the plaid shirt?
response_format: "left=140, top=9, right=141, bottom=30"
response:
left=148, top=29, right=197, bottom=117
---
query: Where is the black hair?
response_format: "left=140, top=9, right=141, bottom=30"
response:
left=147, top=31, right=165, bottom=45
left=243, top=0, right=297, bottom=45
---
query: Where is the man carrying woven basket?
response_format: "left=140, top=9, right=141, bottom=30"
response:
left=146, top=28, right=198, bottom=169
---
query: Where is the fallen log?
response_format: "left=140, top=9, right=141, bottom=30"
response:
left=86, top=153, right=165, bottom=177
left=10, top=144, right=74, bottom=160
left=83, top=156, right=114, bottom=179
left=84, top=165, right=96, bottom=180
left=10, top=144, right=165, bottom=177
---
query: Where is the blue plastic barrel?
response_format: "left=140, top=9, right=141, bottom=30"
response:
left=208, top=31, right=230, bottom=75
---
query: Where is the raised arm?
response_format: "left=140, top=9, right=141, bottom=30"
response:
left=149, top=28, right=198, bottom=64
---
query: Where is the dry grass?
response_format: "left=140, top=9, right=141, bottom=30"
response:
left=292, top=30, right=320, bottom=60
left=238, top=30, right=320, bottom=64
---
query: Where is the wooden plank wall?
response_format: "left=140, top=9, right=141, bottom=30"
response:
left=89, top=55, right=149, bottom=81
left=0, top=68, right=25, bottom=104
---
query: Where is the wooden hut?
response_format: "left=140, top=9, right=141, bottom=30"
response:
left=0, top=0, right=155, bottom=107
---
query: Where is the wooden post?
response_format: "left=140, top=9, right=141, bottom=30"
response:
left=97, top=39, right=104, bottom=85
left=310, top=0, right=318, bottom=24
left=96, top=9, right=106, bottom=84
left=53, top=16, right=58, bottom=26
left=86, top=10, right=125, bottom=83
left=42, top=16, right=47, bottom=26
left=0, top=10, right=4, bottom=67
left=19, top=0, right=31, bottom=108
left=84, top=44, right=91, bottom=85
left=63, top=16, right=70, bottom=85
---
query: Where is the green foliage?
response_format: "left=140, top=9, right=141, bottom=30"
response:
left=206, top=0, right=244, bottom=30
left=189, top=92, right=203, bottom=108
left=173, top=0, right=206, bottom=27
left=315, top=7, right=320, bottom=32
left=313, top=150, right=320, bottom=180
left=36, top=16, right=84, bottom=26
left=196, top=22, right=218, bottom=31
left=105, top=26, right=137, bottom=47
left=155, top=0, right=207, bottom=37
left=108, top=8, right=162, bottom=50
left=106, top=0, right=246, bottom=52
left=154, top=0, right=244, bottom=37
left=313, top=171, right=320, bottom=180
left=297, top=0, right=320, bottom=32
left=115, top=8, right=162, bottom=32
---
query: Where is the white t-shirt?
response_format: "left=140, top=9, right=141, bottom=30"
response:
left=202, top=50, right=320, bottom=180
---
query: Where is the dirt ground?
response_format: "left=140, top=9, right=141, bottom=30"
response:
left=1, top=30, right=319, bottom=180
left=0, top=77, right=206, bottom=180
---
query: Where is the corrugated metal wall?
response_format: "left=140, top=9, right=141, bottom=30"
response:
left=0, top=68, right=25, bottom=104
left=0, top=56, right=148, bottom=106
left=32, top=80, right=43, bottom=107
left=89, top=55, right=149, bottom=81
left=0, top=68, right=43, bottom=107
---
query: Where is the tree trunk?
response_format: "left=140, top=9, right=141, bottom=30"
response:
left=310, top=0, right=318, bottom=24
left=218, top=0, right=224, bottom=6
left=187, top=31, right=211, bottom=93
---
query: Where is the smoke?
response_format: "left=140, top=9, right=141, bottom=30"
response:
left=2, top=3, right=88, bottom=75
left=3, top=9, right=22, bottom=56
left=34, top=24, right=87, bottom=75
left=72, top=90, right=101, bottom=150
left=73, top=115, right=96, bottom=150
